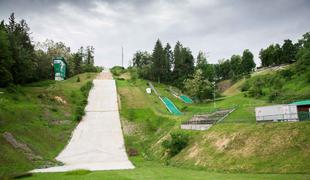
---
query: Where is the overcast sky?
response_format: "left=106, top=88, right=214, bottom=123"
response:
left=0, top=0, right=309, bottom=67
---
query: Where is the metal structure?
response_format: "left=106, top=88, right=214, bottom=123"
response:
left=181, top=109, right=235, bottom=130
left=53, top=57, right=67, bottom=81
left=255, top=104, right=298, bottom=122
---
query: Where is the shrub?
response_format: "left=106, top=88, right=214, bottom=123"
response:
left=111, top=66, right=125, bottom=76
left=74, top=105, right=85, bottom=121
left=76, top=76, right=80, bottom=82
left=6, top=84, right=23, bottom=94
left=0, top=66, right=13, bottom=87
left=162, top=131, right=190, bottom=157
left=127, top=148, right=139, bottom=156
left=241, top=81, right=250, bottom=92
left=80, top=81, right=93, bottom=97
left=306, top=71, right=310, bottom=83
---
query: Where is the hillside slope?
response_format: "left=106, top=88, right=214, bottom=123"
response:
left=0, top=73, right=97, bottom=176
left=116, top=70, right=310, bottom=174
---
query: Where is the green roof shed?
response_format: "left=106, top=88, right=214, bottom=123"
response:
left=53, top=57, right=67, bottom=81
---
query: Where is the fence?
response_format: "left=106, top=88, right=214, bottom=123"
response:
left=256, top=112, right=310, bottom=122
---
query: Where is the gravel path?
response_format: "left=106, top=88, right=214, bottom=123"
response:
left=32, top=70, right=134, bottom=172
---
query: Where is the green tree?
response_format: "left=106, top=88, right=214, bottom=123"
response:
left=230, top=55, right=242, bottom=77
left=183, top=69, right=213, bottom=101
left=7, top=13, right=37, bottom=84
left=72, top=47, right=84, bottom=74
left=85, top=46, right=94, bottom=65
left=0, top=21, right=13, bottom=86
left=218, top=59, right=232, bottom=80
left=173, top=41, right=183, bottom=80
left=282, top=39, right=297, bottom=63
left=152, top=39, right=166, bottom=82
left=196, top=51, right=207, bottom=69
left=241, top=49, right=255, bottom=74
left=164, top=43, right=173, bottom=82
left=132, top=51, right=152, bottom=79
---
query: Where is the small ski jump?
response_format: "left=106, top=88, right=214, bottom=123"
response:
left=148, top=82, right=182, bottom=115
left=169, top=87, right=193, bottom=104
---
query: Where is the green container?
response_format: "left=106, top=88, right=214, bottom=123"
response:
left=53, top=57, right=67, bottom=81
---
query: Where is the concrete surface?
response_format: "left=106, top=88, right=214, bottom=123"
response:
left=32, top=71, right=134, bottom=172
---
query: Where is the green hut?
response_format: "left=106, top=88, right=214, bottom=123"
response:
left=53, top=57, right=67, bottom=81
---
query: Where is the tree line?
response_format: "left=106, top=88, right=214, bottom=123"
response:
left=242, top=32, right=310, bottom=102
left=259, top=33, right=310, bottom=67
left=131, top=39, right=256, bottom=100
left=0, top=13, right=100, bottom=87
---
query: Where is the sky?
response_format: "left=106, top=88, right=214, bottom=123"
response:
left=0, top=0, right=309, bottom=67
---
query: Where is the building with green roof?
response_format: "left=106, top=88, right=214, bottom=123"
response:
left=290, top=100, right=310, bottom=121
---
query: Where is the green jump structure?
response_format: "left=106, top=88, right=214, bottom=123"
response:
left=169, top=86, right=193, bottom=104
left=160, top=96, right=182, bottom=115
left=148, top=82, right=182, bottom=115
left=179, top=95, right=193, bottom=104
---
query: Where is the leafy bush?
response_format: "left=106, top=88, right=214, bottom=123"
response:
left=6, top=84, right=23, bottom=94
left=73, top=81, right=93, bottom=121
left=111, top=66, right=125, bottom=76
left=74, top=105, right=85, bottom=121
left=0, top=66, right=13, bottom=87
left=76, top=76, right=80, bottom=82
left=162, top=131, right=190, bottom=157
left=80, top=81, right=93, bottom=97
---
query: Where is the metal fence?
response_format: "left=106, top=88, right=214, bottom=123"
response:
left=256, top=112, right=310, bottom=122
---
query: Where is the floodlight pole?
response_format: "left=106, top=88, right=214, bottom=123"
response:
left=213, top=81, right=216, bottom=109
left=121, top=46, right=124, bottom=67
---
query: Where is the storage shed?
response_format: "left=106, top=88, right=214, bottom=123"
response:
left=290, top=100, right=310, bottom=121
left=255, top=104, right=298, bottom=122
left=53, top=57, right=67, bottom=81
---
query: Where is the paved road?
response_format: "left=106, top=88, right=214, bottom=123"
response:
left=32, top=71, right=134, bottom=172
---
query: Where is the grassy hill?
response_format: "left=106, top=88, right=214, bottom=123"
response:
left=1, top=66, right=309, bottom=179
left=115, top=69, right=310, bottom=175
left=0, top=73, right=97, bottom=176
left=26, top=70, right=310, bottom=179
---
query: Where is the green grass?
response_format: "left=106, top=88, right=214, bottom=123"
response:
left=0, top=73, right=97, bottom=176
left=24, top=159, right=310, bottom=180
left=115, top=73, right=310, bottom=175
left=3, top=68, right=310, bottom=179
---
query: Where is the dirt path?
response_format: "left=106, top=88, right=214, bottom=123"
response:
left=32, top=70, right=134, bottom=172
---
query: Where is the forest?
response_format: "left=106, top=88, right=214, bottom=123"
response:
left=0, top=13, right=100, bottom=87
left=130, top=32, right=310, bottom=101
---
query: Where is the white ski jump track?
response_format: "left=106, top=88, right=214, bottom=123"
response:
left=32, top=71, right=134, bottom=172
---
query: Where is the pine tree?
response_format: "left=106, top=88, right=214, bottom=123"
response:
left=152, top=39, right=165, bottom=82
left=7, top=13, right=37, bottom=84
left=164, top=43, right=173, bottom=82
left=196, top=51, right=207, bottom=69
left=173, top=41, right=183, bottom=80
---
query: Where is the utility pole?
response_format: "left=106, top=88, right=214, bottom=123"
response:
left=121, top=46, right=124, bottom=67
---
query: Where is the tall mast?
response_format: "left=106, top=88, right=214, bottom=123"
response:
left=121, top=46, right=124, bottom=67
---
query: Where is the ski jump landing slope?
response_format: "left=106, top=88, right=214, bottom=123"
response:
left=32, top=72, right=134, bottom=172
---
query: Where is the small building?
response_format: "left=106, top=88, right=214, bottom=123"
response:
left=290, top=100, right=310, bottom=121
left=53, top=57, right=67, bottom=81
left=255, top=104, right=298, bottom=122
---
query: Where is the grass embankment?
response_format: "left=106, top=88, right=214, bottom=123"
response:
left=0, top=73, right=97, bottom=176
left=23, top=159, right=309, bottom=180
left=115, top=70, right=310, bottom=176
left=13, top=67, right=310, bottom=179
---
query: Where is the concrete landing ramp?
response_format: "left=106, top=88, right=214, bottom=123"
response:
left=32, top=73, right=134, bottom=172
